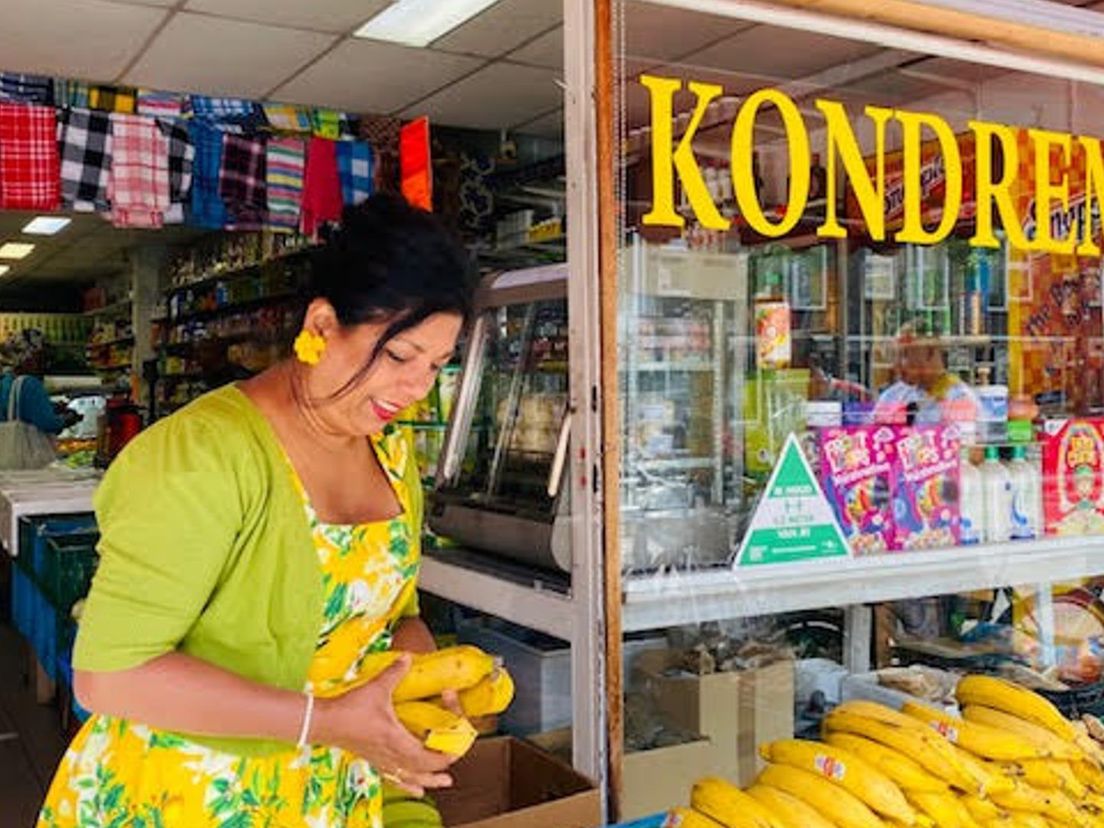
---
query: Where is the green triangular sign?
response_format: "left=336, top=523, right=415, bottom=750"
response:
left=736, top=433, right=851, bottom=566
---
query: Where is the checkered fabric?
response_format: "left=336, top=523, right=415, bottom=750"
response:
left=266, top=136, right=304, bottom=232
left=0, top=74, right=53, bottom=105
left=157, top=119, right=194, bottom=224
left=189, top=120, right=228, bottom=229
left=58, top=108, right=112, bottom=213
left=89, top=85, right=137, bottom=114
left=219, top=133, right=266, bottom=229
left=336, top=140, right=374, bottom=206
left=0, top=104, right=59, bottom=211
left=262, top=103, right=312, bottom=133
left=137, top=90, right=185, bottom=119
left=107, top=113, right=169, bottom=229
left=190, top=95, right=259, bottom=126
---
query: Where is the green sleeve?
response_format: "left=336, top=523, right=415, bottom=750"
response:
left=74, top=411, right=250, bottom=672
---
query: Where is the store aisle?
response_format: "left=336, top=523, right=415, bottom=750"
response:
left=0, top=624, right=66, bottom=828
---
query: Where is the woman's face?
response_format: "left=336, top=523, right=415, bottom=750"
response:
left=304, top=305, right=462, bottom=437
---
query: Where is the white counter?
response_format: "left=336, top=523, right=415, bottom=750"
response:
left=0, top=467, right=100, bottom=557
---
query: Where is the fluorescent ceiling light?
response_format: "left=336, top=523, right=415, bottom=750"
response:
left=0, top=242, right=34, bottom=260
left=354, top=0, right=500, bottom=47
left=22, top=216, right=70, bottom=236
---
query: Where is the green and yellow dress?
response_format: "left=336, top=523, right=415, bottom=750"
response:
left=39, top=426, right=420, bottom=828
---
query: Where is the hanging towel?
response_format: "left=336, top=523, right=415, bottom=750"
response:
left=157, top=119, right=194, bottom=225
left=58, top=108, right=112, bottom=213
left=0, top=104, right=60, bottom=211
left=189, top=120, right=229, bottom=229
left=300, top=137, right=343, bottom=238
left=266, top=137, right=305, bottom=232
left=0, top=74, right=53, bottom=105
left=107, top=113, right=169, bottom=228
left=262, top=103, right=312, bottom=133
left=336, top=141, right=374, bottom=206
left=219, top=134, right=267, bottom=230
left=312, top=108, right=355, bottom=141
left=137, top=90, right=185, bottom=119
left=53, top=79, right=89, bottom=109
left=89, top=85, right=137, bottom=114
left=190, top=95, right=261, bottom=133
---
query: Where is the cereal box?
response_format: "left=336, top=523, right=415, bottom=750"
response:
left=890, top=425, right=961, bottom=550
left=1041, top=418, right=1104, bottom=536
left=818, top=425, right=897, bottom=554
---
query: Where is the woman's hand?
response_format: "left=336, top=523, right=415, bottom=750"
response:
left=313, top=656, right=456, bottom=797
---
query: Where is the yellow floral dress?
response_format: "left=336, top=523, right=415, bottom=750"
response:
left=39, top=426, right=420, bottom=828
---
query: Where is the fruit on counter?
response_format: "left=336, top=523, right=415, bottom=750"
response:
left=395, top=701, right=478, bottom=757
left=960, top=705, right=1083, bottom=761
left=455, top=667, right=515, bottom=718
left=955, top=675, right=1078, bottom=742
left=690, top=776, right=786, bottom=828
left=996, top=757, right=1064, bottom=790
left=755, top=763, right=886, bottom=828
left=758, top=738, right=914, bottom=823
left=823, top=732, right=950, bottom=793
left=746, top=784, right=836, bottom=828
left=947, top=742, right=1014, bottom=795
left=960, top=793, right=1004, bottom=823
left=905, top=790, right=980, bottom=828
left=900, top=700, right=1041, bottom=760
left=662, top=807, right=725, bottom=828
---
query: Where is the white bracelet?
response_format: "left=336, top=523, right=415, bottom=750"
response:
left=296, top=691, right=315, bottom=750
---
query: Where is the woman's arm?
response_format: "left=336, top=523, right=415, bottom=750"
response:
left=392, top=616, right=437, bottom=654
left=17, top=374, right=66, bottom=434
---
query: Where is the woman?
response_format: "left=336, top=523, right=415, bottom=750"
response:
left=0, top=330, right=76, bottom=445
left=38, top=194, right=475, bottom=828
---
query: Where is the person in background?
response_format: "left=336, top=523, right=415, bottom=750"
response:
left=874, top=320, right=978, bottom=426
left=0, top=329, right=78, bottom=436
left=38, top=195, right=475, bottom=828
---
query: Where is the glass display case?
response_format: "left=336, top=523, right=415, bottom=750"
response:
left=430, top=264, right=573, bottom=572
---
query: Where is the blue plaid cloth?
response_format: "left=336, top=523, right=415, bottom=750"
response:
left=336, top=140, right=374, bottom=206
left=188, top=120, right=228, bottom=229
left=189, top=95, right=261, bottom=129
left=0, top=74, right=53, bottom=105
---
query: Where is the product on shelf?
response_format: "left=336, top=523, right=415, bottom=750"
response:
left=818, top=425, right=896, bottom=555
left=890, top=425, right=961, bottom=551
left=1007, top=445, right=1042, bottom=540
left=959, top=449, right=984, bottom=545
left=980, top=445, right=1013, bottom=544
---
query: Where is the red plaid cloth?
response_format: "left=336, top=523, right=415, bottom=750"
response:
left=0, top=103, right=59, bottom=210
left=107, top=113, right=169, bottom=228
left=219, top=134, right=266, bottom=230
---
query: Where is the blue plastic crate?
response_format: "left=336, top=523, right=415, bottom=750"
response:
left=608, top=817, right=666, bottom=828
left=17, top=515, right=97, bottom=581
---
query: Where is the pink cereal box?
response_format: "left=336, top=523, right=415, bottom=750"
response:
left=818, top=425, right=897, bottom=554
left=890, top=425, right=961, bottom=551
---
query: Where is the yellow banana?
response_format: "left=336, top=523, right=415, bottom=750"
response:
left=393, top=646, right=496, bottom=703
left=1004, top=814, right=1051, bottom=828
left=380, top=798, right=444, bottom=826
left=824, top=706, right=976, bottom=791
left=453, top=667, right=515, bottom=717
left=756, top=763, right=887, bottom=828
left=825, top=733, right=950, bottom=793
left=951, top=744, right=1014, bottom=795
left=394, top=700, right=478, bottom=756
left=962, top=795, right=1005, bottom=823
left=759, top=739, right=914, bottom=823
left=998, top=759, right=1063, bottom=790
left=961, top=707, right=1083, bottom=762
left=990, top=780, right=1083, bottom=826
left=901, top=702, right=1042, bottom=761
left=1048, top=760, right=1087, bottom=798
left=956, top=677, right=1077, bottom=743
left=747, top=784, right=837, bottom=828
left=690, top=776, right=786, bottom=828
left=664, top=807, right=725, bottom=828
left=907, top=791, right=976, bottom=828
left=1072, top=759, right=1104, bottom=793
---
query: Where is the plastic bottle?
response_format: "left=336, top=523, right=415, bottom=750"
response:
left=1007, top=445, right=1041, bottom=541
left=958, top=451, right=984, bottom=545
left=980, top=446, right=1012, bottom=543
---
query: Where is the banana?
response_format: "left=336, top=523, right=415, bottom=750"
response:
left=394, top=700, right=478, bottom=756
left=901, top=702, right=1042, bottom=761
left=756, top=763, right=887, bottom=828
left=747, top=784, right=837, bottom=828
left=380, top=799, right=445, bottom=827
left=664, top=807, right=726, bottom=828
left=393, top=646, right=496, bottom=703
left=759, top=739, right=913, bottom=823
left=824, top=706, right=976, bottom=791
left=962, top=795, right=1005, bottom=823
left=907, top=791, right=977, bottom=828
left=951, top=744, right=1014, bottom=795
left=961, top=707, right=1083, bottom=762
left=1004, top=814, right=1051, bottom=828
left=1048, top=760, right=1088, bottom=798
left=825, top=733, right=951, bottom=793
left=1072, top=759, right=1104, bottom=793
left=455, top=668, right=515, bottom=718
left=956, top=677, right=1077, bottom=743
left=690, top=776, right=786, bottom=828
left=990, top=780, right=1084, bottom=826
left=998, top=759, right=1063, bottom=790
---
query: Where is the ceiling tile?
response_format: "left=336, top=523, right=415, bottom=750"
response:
left=273, top=39, right=483, bottom=114
left=0, top=0, right=166, bottom=82
left=626, top=1, right=753, bottom=62
left=506, top=26, right=563, bottom=70
left=691, top=28, right=882, bottom=83
left=431, top=0, right=562, bottom=58
left=515, top=108, right=564, bottom=138
left=183, top=0, right=390, bottom=34
left=122, top=12, right=335, bottom=98
left=402, top=62, right=561, bottom=131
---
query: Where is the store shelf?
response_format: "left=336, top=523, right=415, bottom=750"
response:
left=620, top=535, right=1104, bottom=632
left=86, top=336, right=134, bottom=349
left=159, top=291, right=299, bottom=325
left=89, top=362, right=132, bottom=372
left=164, top=248, right=312, bottom=296
left=631, top=361, right=714, bottom=372
left=635, top=456, right=715, bottom=471
left=83, top=298, right=132, bottom=318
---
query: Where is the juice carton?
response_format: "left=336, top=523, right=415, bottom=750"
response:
left=1041, top=418, right=1104, bottom=536
left=819, top=425, right=897, bottom=554
left=890, top=425, right=961, bottom=550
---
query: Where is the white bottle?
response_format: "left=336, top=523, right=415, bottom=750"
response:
left=958, top=452, right=984, bottom=545
left=980, top=446, right=1012, bottom=543
left=1007, top=445, right=1041, bottom=541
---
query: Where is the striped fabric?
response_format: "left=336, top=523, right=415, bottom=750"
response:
left=137, top=90, right=185, bottom=119
left=266, top=137, right=304, bottom=232
left=89, top=85, right=137, bottom=114
left=53, top=79, right=90, bottom=109
left=0, top=74, right=53, bottom=105
left=262, top=103, right=311, bottom=133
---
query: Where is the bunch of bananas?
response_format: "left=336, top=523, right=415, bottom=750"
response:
left=663, top=674, right=1104, bottom=828
left=340, top=645, right=515, bottom=758
left=382, top=783, right=444, bottom=828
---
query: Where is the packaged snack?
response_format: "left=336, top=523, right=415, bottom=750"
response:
left=1041, top=418, right=1104, bottom=536
left=890, top=425, right=961, bottom=550
left=754, top=300, right=791, bottom=369
left=819, top=425, right=896, bottom=554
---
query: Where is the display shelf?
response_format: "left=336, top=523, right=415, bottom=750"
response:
left=86, top=337, right=134, bottom=349
left=620, top=534, right=1104, bottom=632
left=164, top=247, right=313, bottom=297
left=630, top=361, right=713, bottom=372
left=635, top=456, right=715, bottom=471
left=157, top=291, right=298, bottom=326
left=83, top=298, right=132, bottom=318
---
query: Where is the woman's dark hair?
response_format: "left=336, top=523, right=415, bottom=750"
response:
left=308, top=193, right=476, bottom=396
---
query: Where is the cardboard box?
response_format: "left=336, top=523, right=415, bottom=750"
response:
left=434, top=736, right=601, bottom=828
left=622, top=736, right=720, bottom=820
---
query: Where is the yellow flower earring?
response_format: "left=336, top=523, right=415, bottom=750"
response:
left=293, top=330, right=326, bottom=366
